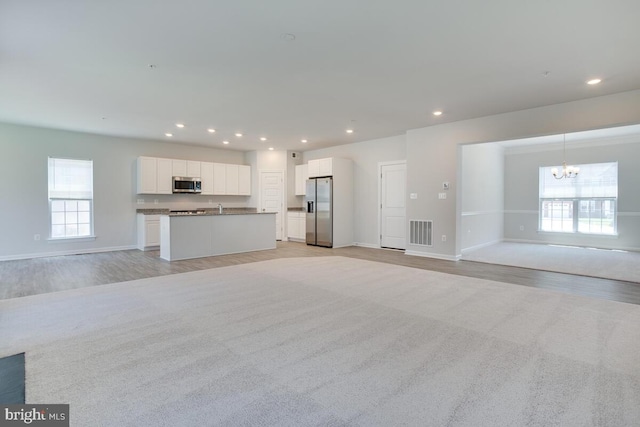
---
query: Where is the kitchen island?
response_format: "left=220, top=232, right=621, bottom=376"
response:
left=158, top=210, right=276, bottom=261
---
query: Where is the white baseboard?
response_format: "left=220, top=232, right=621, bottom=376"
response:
left=0, top=245, right=138, bottom=262
left=353, top=242, right=380, bottom=249
left=404, top=250, right=461, bottom=262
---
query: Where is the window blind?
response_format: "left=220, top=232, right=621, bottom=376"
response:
left=48, top=157, right=94, bottom=199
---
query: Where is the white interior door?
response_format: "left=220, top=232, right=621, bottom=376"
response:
left=380, top=162, right=406, bottom=249
left=260, top=171, right=284, bottom=241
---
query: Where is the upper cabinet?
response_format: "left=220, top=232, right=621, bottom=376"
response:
left=239, top=165, right=251, bottom=195
left=172, top=160, right=200, bottom=178
left=200, top=162, right=214, bottom=195
left=187, top=161, right=201, bottom=178
left=137, top=156, right=250, bottom=195
left=295, top=164, right=308, bottom=195
left=172, top=159, right=187, bottom=177
left=137, top=157, right=157, bottom=194
left=307, top=158, right=334, bottom=178
left=156, top=158, right=173, bottom=194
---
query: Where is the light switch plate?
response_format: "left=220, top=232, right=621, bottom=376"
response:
left=443, top=182, right=450, bottom=190
left=410, top=193, right=418, bottom=199
left=438, top=193, right=447, bottom=199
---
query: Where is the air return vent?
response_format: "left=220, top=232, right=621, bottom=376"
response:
left=410, top=220, right=433, bottom=246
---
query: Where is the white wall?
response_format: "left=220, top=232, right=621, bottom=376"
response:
left=460, top=143, right=504, bottom=251
left=406, top=89, right=640, bottom=260
left=0, top=122, right=248, bottom=260
left=303, top=134, right=406, bottom=247
left=504, top=138, right=640, bottom=251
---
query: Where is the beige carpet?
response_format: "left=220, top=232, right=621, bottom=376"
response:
left=463, top=242, right=640, bottom=283
left=1, top=256, right=640, bottom=426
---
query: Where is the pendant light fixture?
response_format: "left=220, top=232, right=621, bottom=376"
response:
left=551, top=134, right=579, bottom=179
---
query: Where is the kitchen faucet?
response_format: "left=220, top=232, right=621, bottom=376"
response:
left=218, top=203, right=223, bottom=214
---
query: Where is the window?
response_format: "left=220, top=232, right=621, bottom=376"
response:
left=539, top=162, right=617, bottom=235
left=48, top=157, right=94, bottom=239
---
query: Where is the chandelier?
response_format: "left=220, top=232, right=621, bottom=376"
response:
left=551, top=134, right=579, bottom=179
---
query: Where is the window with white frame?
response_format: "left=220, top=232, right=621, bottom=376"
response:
left=539, top=162, right=617, bottom=235
left=48, top=157, right=94, bottom=239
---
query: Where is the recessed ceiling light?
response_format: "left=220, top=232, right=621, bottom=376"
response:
left=433, top=111, right=443, bottom=116
left=301, top=139, right=307, bottom=143
left=175, top=123, right=185, bottom=128
left=222, top=140, right=229, bottom=145
left=268, top=147, right=274, bottom=151
left=207, top=128, right=216, bottom=133
left=346, top=129, right=354, bottom=134
left=235, top=133, right=243, bottom=137
left=260, top=137, right=267, bottom=141
left=165, top=133, right=173, bottom=137
left=587, top=78, right=602, bottom=85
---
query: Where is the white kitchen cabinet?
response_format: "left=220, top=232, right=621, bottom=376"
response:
left=213, top=163, right=227, bottom=195
left=295, top=164, right=308, bottom=195
left=307, top=158, right=333, bottom=178
left=137, top=157, right=157, bottom=194
left=187, top=160, right=201, bottom=178
left=287, top=211, right=306, bottom=241
left=307, top=159, right=320, bottom=178
left=225, top=164, right=239, bottom=194
left=156, top=158, right=173, bottom=194
left=137, top=157, right=173, bottom=194
left=172, top=159, right=187, bottom=177
left=137, top=214, right=161, bottom=250
left=200, top=162, right=214, bottom=195
left=239, top=165, right=251, bottom=195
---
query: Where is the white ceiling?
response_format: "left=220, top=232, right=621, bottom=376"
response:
left=2, top=1, right=640, bottom=152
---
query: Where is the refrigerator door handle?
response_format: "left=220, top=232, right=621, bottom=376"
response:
left=307, top=201, right=314, bottom=213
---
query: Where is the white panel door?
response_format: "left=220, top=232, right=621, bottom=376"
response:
left=260, top=171, right=284, bottom=241
left=200, top=162, right=214, bottom=195
left=172, top=160, right=187, bottom=177
left=156, top=158, right=173, bottom=194
left=213, top=163, right=226, bottom=195
left=380, top=162, right=406, bottom=249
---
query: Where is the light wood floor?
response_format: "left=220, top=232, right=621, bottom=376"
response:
left=1, top=241, right=639, bottom=304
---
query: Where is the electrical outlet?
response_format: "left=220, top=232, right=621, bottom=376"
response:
left=154, top=199, right=159, bottom=204
left=441, top=235, right=447, bottom=242
left=209, top=199, right=213, bottom=204
left=519, top=225, right=525, bottom=231
left=34, top=234, right=40, bottom=241
left=410, top=193, right=418, bottom=199
left=136, top=199, right=145, bottom=204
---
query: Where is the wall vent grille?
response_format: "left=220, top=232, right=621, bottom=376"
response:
left=410, top=220, right=433, bottom=246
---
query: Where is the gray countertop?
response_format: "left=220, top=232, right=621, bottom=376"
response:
left=136, top=208, right=269, bottom=216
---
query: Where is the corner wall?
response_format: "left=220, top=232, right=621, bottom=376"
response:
left=460, top=143, right=504, bottom=252
left=406, top=89, right=640, bottom=259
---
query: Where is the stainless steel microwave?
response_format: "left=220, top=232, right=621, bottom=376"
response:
left=172, top=176, right=202, bottom=193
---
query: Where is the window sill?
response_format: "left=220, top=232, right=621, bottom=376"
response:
left=536, top=231, right=619, bottom=238
left=47, top=235, right=96, bottom=243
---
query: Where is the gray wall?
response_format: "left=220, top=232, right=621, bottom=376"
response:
left=0, top=122, right=247, bottom=259
left=504, top=138, right=640, bottom=251
left=460, top=143, right=504, bottom=251
left=303, top=134, right=406, bottom=247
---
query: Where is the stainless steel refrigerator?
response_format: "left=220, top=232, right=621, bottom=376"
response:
left=306, top=177, right=333, bottom=247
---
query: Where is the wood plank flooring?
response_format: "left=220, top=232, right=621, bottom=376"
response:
left=1, top=242, right=639, bottom=304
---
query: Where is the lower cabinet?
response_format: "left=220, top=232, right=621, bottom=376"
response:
left=287, top=211, right=306, bottom=241
left=137, top=214, right=160, bottom=250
